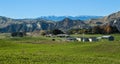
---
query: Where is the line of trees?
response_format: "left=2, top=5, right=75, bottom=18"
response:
left=91, top=24, right=119, bottom=34
left=39, top=29, right=64, bottom=36
left=67, top=24, right=119, bottom=34
left=38, top=24, right=119, bottom=36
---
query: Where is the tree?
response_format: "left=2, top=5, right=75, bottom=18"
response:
left=104, top=24, right=112, bottom=34
left=52, top=29, right=64, bottom=35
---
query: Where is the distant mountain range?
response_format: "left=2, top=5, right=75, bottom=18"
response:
left=38, top=16, right=103, bottom=21
left=0, top=12, right=120, bottom=33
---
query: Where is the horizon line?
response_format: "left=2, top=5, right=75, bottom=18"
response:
left=0, top=15, right=104, bottom=19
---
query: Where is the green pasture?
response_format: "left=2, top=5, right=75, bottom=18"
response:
left=0, top=34, right=120, bottom=64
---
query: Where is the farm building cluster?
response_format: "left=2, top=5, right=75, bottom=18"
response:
left=45, top=34, right=114, bottom=42
left=75, top=35, right=114, bottom=42
left=10, top=32, right=114, bottom=42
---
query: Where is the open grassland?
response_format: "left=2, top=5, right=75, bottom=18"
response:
left=0, top=34, right=120, bottom=64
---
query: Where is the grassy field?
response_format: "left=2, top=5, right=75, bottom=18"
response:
left=0, top=34, right=120, bottom=64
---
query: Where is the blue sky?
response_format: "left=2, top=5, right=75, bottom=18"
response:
left=0, top=0, right=120, bottom=18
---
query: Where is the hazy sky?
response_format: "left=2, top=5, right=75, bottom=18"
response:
left=0, top=0, right=120, bottom=18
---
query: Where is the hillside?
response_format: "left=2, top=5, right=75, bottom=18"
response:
left=88, top=11, right=120, bottom=32
left=88, top=11, right=120, bottom=24
left=0, top=17, right=88, bottom=32
left=55, top=18, right=88, bottom=31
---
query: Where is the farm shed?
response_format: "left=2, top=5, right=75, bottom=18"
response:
left=76, top=37, right=89, bottom=42
left=102, top=35, right=114, bottom=41
left=76, top=37, right=82, bottom=41
left=82, top=38, right=89, bottom=42
left=89, top=37, right=98, bottom=42
left=108, top=36, right=114, bottom=41
left=56, top=34, right=70, bottom=38
left=65, top=37, right=76, bottom=41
